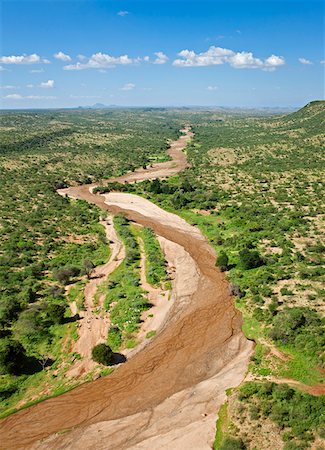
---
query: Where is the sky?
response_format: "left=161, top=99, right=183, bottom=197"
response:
left=0, top=0, right=324, bottom=108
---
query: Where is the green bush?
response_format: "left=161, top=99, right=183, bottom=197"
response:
left=91, top=343, right=113, bottom=365
left=239, top=248, right=264, bottom=270
left=269, top=307, right=324, bottom=366
left=239, top=381, right=325, bottom=443
left=216, top=251, right=229, bottom=271
left=219, top=437, right=246, bottom=450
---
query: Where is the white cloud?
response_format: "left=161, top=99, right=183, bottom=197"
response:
left=320, top=60, right=325, bottom=65
left=207, top=86, right=218, bottom=91
left=0, top=85, right=17, bottom=90
left=173, top=46, right=285, bottom=70
left=63, top=52, right=138, bottom=70
left=77, top=54, right=87, bottom=61
left=3, top=94, right=56, bottom=100
left=26, top=84, right=34, bottom=88
left=30, top=68, right=45, bottom=73
left=143, top=56, right=150, bottom=62
left=0, top=53, right=48, bottom=64
left=3, top=94, right=23, bottom=100
left=153, top=51, right=169, bottom=65
left=173, top=47, right=232, bottom=67
left=228, top=51, right=263, bottom=69
left=0, top=66, right=7, bottom=71
left=264, top=54, right=285, bottom=70
left=117, top=11, right=129, bottom=16
left=54, top=51, right=71, bottom=62
left=40, top=79, right=55, bottom=88
left=120, top=83, right=136, bottom=91
left=298, top=57, right=313, bottom=65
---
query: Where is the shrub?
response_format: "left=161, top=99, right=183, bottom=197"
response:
left=82, top=259, right=95, bottom=279
left=269, top=307, right=322, bottom=349
left=219, top=437, right=246, bottom=450
left=239, top=248, right=264, bottom=270
left=216, top=251, right=229, bottom=271
left=54, top=266, right=80, bottom=285
left=91, top=343, right=113, bottom=365
left=46, top=303, right=66, bottom=324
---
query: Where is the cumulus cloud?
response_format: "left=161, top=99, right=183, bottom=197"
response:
left=54, top=51, right=71, bottom=62
left=63, top=52, right=138, bottom=70
left=117, top=11, right=129, bottom=16
left=40, top=79, right=55, bottom=88
left=173, top=47, right=232, bottom=67
left=207, top=86, right=218, bottom=91
left=153, top=52, right=169, bottom=65
left=264, top=54, right=285, bottom=69
left=0, top=54, right=49, bottom=64
left=120, top=83, right=136, bottom=91
left=298, top=57, right=313, bottom=65
left=228, top=51, right=263, bottom=69
left=3, top=94, right=56, bottom=100
left=173, top=46, right=285, bottom=70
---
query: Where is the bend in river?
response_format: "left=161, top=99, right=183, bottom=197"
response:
left=0, top=127, right=253, bottom=450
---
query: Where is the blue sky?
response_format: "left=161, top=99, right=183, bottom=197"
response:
left=1, top=0, right=324, bottom=108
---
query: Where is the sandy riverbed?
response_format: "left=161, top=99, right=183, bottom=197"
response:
left=1, top=127, right=253, bottom=450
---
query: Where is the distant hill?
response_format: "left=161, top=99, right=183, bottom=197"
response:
left=278, top=100, right=325, bottom=131
left=78, top=103, right=114, bottom=109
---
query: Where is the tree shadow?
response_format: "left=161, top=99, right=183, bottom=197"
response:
left=18, top=356, right=54, bottom=375
left=63, top=314, right=80, bottom=324
left=110, top=353, right=127, bottom=365
left=89, top=273, right=105, bottom=280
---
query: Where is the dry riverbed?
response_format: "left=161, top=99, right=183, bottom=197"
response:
left=1, top=127, right=253, bottom=450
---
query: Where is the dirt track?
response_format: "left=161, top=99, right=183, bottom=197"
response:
left=0, top=128, right=253, bottom=449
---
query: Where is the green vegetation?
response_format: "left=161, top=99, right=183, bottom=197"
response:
left=219, top=437, right=246, bottom=450
left=0, top=109, right=182, bottom=415
left=91, top=343, right=113, bottom=365
left=0, top=102, right=324, bottom=438
left=238, top=382, right=325, bottom=448
left=117, top=102, right=325, bottom=385
left=97, top=102, right=325, bottom=448
left=214, top=401, right=228, bottom=449
left=145, top=330, right=157, bottom=339
left=216, top=251, right=229, bottom=271
left=104, top=215, right=149, bottom=350
left=139, top=227, right=167, bottom=287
